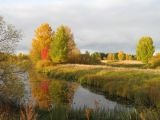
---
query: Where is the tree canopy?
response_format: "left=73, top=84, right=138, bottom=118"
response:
left=49, top=25, right=68, bottom=63
left=118, top=51, right=125, bottom=60
left=30, top=23, right=53, bottom=62
left=136, top=36, right=155, bottom=63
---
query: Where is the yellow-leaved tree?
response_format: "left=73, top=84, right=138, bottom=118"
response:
left=30, top=23, right=53, bottom=63
left=118, top=51, right=125, bottom=60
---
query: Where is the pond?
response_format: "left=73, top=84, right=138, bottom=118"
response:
left=0, top=71, right=134, bottom=119
left=24, top=72, right=132, bottom=111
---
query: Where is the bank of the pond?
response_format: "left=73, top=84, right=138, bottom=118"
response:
left=40, top=64, right=160, bottom=108
left=37, top=106, right=140, bottom=120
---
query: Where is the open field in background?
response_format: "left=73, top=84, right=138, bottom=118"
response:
left=48, top=63, right=160, bottom=74
left=101, top=60, right=145, bottom=68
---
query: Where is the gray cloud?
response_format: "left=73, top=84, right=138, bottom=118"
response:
left=0, top=0, right=160, bottom=54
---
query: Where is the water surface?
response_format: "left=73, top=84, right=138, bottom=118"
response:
left=27, top=72, right=132, bottom=111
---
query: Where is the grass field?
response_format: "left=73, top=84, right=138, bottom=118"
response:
left=40, top=63, right=160, bottom=109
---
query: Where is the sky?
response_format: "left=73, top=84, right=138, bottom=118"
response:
left=0, top=0, right=160, bottom=54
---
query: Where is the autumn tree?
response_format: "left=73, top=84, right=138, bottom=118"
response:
left=30, top=23, right=53, bottom=62
left=107, top=53, right=115, bottom=60
left=118, top=51, right=125, bottom=60
left=125, top=54, right=129, bottom=60
left=64, top=26, right=80, bottom=63
left=50, top=25, right=68, bottom=63
left=136, top=36, right=155, bottom=63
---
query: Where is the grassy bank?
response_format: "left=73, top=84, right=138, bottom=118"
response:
left=1, top=102, right=160, bottom=120
left=40, top=64, right=160, bottom=108
left=36, top=106, right=139, bottom=120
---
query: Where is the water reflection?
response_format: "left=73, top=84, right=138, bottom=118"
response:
left=30, top=79, right=50, bottom=109
left=29, top=73, right=76, bottom=109
left=29, top=72, right=131, bottom=111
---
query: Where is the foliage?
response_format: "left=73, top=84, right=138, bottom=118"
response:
left=35, top=60, right=52, bottom=70
left=90, top=52, right=101, bottom=64
left=49, top=26, right=68, bottom=63
left=99, top=52, right=107, bottom=60
left=136, top=36, right=155, bottom=63
left=118, top=51, right=125, bottom=60
left=30, top=23, right=53, bottom=62
left=107, top=53, right=115, bottom=60
left=41, top=48, right=49, bottom=60
left=76, top=51, right=101, bottom=64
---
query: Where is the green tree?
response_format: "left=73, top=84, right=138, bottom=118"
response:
left=91, top=52, right=101, bottom=64
left=50, top=25, right=68, bottom=63
left=136, top=36, right=155, bottom=63
left=107, top=53, right=115, bottom=60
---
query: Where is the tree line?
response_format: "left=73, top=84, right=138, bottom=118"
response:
left=0, top=17, right=158, bottom=68
left=29, top=23, right=160, bottom=68
left=29, top=23, right=103, bottom=68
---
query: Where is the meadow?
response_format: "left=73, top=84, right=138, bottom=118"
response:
left=40, top=63, right=160, bottom=109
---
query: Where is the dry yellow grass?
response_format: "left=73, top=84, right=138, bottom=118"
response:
left=52, top=63, right=160, bottom=75
left=101, top=60, right=143, bottom=65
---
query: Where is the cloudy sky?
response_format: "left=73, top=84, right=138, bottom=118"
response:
left=0, top=0, right=160, bottom=54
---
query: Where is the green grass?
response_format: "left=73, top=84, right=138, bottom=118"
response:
left=37, top=106, right=140, bottom=120
left=1, top=102, right=160, bottom=120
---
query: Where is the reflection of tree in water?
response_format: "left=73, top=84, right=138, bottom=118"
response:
left=29, top=72, right=76, bottom=109
left=29, top=72, right=50, bottom=109
left=49, top=80, right=75, bottom=106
